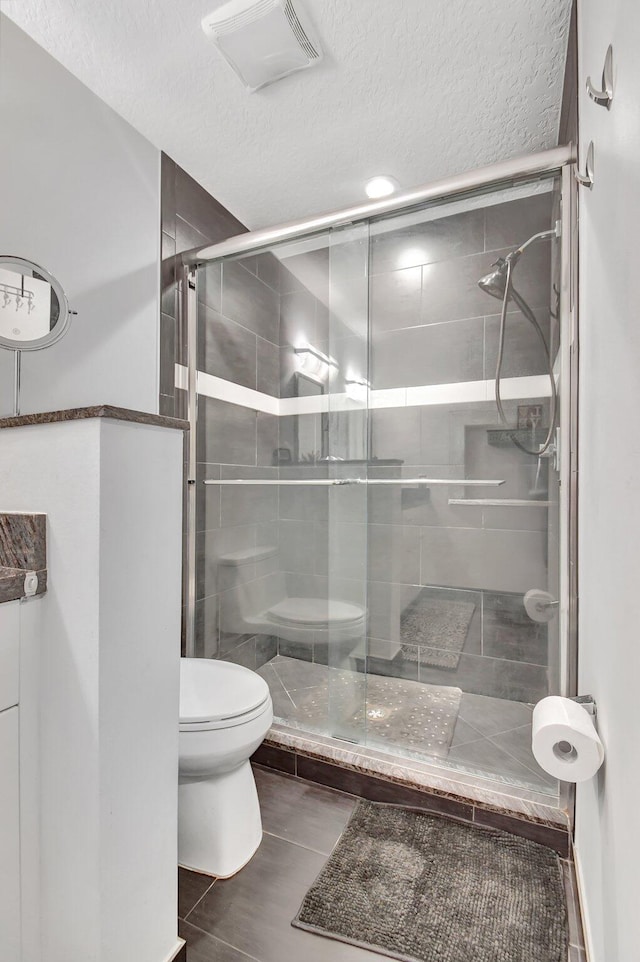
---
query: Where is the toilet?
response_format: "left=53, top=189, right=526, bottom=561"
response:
left=178, top=658, right=273, bottom=878
left=218, top=545, right=366, bottom=654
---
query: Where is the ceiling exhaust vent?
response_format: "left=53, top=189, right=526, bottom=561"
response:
left=202, top=0, right=322, bottom=92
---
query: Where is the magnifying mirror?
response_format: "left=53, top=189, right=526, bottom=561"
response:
left=0, top=255, right=72, bottom=351
left=0, top=256, right=74, bottom=416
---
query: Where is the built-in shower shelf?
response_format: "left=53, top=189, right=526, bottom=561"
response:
left=486, top=428, right=549, bottom=448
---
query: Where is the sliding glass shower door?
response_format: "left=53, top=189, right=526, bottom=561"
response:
left=189, top=162, right=573, bottom=803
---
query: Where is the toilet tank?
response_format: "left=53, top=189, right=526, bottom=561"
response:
left=217, top=545, right=285, bottom=636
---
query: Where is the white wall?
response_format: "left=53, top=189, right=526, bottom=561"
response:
left=0, top=417, right=184, bottom=962
left=0, top=14, right=160, bottom=417
left=576, top=2, right=640, bottom=960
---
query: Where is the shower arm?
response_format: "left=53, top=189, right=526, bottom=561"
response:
left=512, top=224, right=561, bottom=259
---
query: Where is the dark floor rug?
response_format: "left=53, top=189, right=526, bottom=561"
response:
left=401, top=598, right=475, bottom=670
left=293, top=801, right=567, bottom=962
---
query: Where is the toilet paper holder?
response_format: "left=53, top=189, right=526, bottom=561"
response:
left=570, top=694, right=597, bottom=718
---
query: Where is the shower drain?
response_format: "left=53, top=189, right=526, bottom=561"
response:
left=366, top=705, right=391, bottom=721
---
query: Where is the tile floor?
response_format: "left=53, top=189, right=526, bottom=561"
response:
left=178, top=766, right=583, bottom=961
left=258, top=655, right=558, bottom=796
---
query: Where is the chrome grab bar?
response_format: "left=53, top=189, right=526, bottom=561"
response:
left=203, top=478, right=506, bottom=486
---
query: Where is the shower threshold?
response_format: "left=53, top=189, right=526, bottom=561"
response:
left=254, top=657, right=570, bottom=851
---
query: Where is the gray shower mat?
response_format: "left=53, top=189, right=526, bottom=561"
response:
left=401, top=597, right=476, bottom=670
left=354, top=675, right=462, bottom=758
left=293, top=801, right=567, bottom=962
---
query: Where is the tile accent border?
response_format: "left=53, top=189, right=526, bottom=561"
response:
left=252, top=728, right=571, bottom=857
left=178, top=362, right=553, bottom=416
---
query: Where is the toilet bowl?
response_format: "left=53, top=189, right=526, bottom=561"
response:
left=178, top=658, right=273, bottom=878
left=218, top=545, right=366, bottom=654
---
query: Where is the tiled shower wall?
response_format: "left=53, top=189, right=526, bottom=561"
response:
left=195, top=253, right=281, bottom=667
left=274, top=193, right=556, bottom=702
left=161, top=154, right=281, bottom=663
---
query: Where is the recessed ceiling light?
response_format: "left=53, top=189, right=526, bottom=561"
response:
left=365, top=176, right=399, bottom=199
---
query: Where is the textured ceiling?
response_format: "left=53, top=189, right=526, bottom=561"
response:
left=2, top=0, right=572, bottom=230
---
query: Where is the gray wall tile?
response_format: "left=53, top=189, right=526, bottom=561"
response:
left=197, top=397, right=257, bottom=465
left=372, top=317, right=484, bottom=389
left=420, top=526, right=547, bottom=594
left=222, top=261, right=279, bottom=343
left=257, top=413, right=278, bottom=466
left=370, top=407, right=421, bottom=462
left=161, top=231, right=177, bottom=319
left=220, top=472, right=278, bottom=528
left=198, top=306, right=257, bottom=389
left=368, top=524, right=420, bottom=585
left=370, top=208, right=485, bottom=275
left=484, top=310, right=551, bottom=379
left=174, top=162, right=245, bottom=243
left=370, top=266, right=422, bottom=334
left=198, top=263, right=222, bottom=313
left=484, top=194, right=553, bottom=252
left=419, top=649, right=548, bottom=703
left=257, top=337, right=280, bottom=396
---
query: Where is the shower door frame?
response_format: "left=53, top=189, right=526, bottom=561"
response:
left=182, top=146, right=580, bottom=816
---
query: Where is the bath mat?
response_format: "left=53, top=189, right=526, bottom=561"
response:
left=293, top=801, right=567, bottom=962
left=355, top=676, right=462, bottom=758
left=401, top=598, right=475, bottom=670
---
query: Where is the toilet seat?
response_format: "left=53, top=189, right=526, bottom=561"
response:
left=180, top=659, right=271, bottom=731
left=267, top=597, right=364, bottom=628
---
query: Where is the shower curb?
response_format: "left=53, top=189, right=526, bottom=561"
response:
left=252, top=732, right=571, bottom=857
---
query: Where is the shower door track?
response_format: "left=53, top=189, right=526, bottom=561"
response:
left=182, top=144, right=576, bottom=266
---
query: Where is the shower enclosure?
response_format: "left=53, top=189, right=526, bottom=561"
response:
left=183, top=147, right=576, bottom=810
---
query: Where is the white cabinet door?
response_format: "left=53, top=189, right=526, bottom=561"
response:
left=0, top=706, right=20, bottom=962
left=0, top=601, right=19, bottom=712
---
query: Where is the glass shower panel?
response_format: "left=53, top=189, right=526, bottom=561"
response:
left=325, top=223, right=370, bottom=744
left=191, top=168, right=569, bottom=804
left=365, top=178, right=562, bottom=795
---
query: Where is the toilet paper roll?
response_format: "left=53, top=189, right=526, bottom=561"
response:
left=532, top=696, right=604, bottom=783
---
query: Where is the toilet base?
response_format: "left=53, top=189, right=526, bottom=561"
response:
left=178, top=760, right=263, bottom=878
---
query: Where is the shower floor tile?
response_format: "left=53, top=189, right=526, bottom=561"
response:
left=259, top=655, right=556, bottom=795
left=258, top=656, right=463, bottom=759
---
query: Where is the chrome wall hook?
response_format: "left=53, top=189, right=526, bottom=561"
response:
left=586, top=44, right=613, bottom=108
left=575, top=141, right=595, bottom=189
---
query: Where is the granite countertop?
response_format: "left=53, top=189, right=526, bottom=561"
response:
left=0, top=513, right=47, bottom=604
left=0, top=404, right=189, bottom=431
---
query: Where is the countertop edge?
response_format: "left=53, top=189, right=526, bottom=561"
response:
left=0, top=405, right=189, bottom=432
left=0, top=566, right=47, bottom=604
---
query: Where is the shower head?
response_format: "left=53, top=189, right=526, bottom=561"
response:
left=478, top=223, right=560, bottom=298
left=477, top=251, right=520, bottom=300
left=478, top=258, right=508, bottom=299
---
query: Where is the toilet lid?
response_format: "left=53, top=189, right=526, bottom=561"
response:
left=268, top=597, right=364, bottom=627
left=180, top=658, right=270, bottom=724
